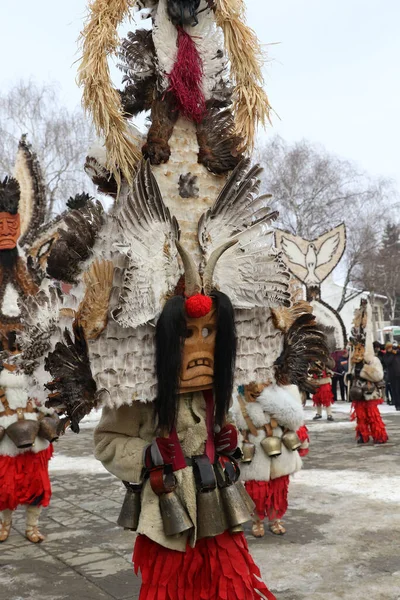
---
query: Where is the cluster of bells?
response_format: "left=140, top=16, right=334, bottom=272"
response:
left=0, top=411, right=60, bottom=449
left=242, top=429, right=301, bottom=462
left=118, top=466, right=256, bottom=539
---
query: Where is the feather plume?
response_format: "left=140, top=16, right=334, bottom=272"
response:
left=75, top=259, right=114, bottom=340
left=78, top=0, right=141, bottom=185
left=197, top=99, right=243, bottom=174
left=47, top=200, right=105, bottom=283
left=214, top=0, right=272, bottom=150
left=274, top=313, right=329, bottom=392
left=198, top=159, right=290, bottom=308
left=45, top=322, right=97, bottom=434
left=271, top=301, right=313, bottom=333
left=112, top=159, right=181, bottom=328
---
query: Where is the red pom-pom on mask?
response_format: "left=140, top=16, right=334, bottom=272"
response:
left=185, top=294, right=212, bottom=318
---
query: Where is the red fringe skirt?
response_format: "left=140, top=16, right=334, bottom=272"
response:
left=0, top=445, right=53, bottom=511
left=133, top=531, right=276, bottom=600
left=351, top=399, right=388, bottom=443
left=296, top=424, right=310, bottom=457
left=245, top=476, right=289, bottom=521
left=313, top=383, right=334, bottom=407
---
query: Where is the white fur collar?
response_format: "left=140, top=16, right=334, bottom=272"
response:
left=257, top=385, right=305, bottom=431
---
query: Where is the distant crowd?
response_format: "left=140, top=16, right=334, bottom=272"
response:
left=329, top=342, right=400, bottom=410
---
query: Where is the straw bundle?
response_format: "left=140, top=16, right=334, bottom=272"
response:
left=214, top=0, right=272, bottom=151
left=78, top=0, right=141, bottom=186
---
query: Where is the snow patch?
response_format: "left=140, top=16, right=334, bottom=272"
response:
left=49, top=454, right=109, bottom=475
left=293, top=468, right=400, bottom=503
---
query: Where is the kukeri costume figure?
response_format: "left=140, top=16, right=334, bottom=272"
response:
left=311, top=361, right=335, bottom=422
left=347, top=300, right=388, bottom=445
left=0, top=173, right=59, bottom=544
left=230, top=305, right=325, bottom=538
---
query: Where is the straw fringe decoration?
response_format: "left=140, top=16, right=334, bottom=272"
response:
left=214, top=0, right=272, bottom=151
left=78, top=0, right=141, bottom=186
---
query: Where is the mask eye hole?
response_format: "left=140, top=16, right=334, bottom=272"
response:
left=202, top=327, right=211, bottom=338
left=185, top=328, right=194, bottom=338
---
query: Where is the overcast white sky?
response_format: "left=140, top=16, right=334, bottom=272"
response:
left=1, top=0, right=400, bottom=188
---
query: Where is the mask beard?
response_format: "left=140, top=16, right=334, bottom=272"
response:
left=0, top=247, right=18, bottom=271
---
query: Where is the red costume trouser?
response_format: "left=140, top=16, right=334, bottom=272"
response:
left=0, top=446, right=53, bottom=511
left=245, top=475, right=290, bottom=521
left=133, top=531, right=276, bottom=600
left=351, top=400, right=388, bottom=443
left=312, top=383, right=334, bottom=407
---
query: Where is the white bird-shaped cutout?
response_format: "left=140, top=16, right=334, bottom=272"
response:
left=281, top=232, right=341, bottom=285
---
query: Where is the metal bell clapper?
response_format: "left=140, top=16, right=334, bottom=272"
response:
left=281, top=430, right=301, bottom=452
left=260, top=436, right=282, bottom=457
left=241, top=441, right=255, bottom=463
left=38, top=414, right=60, bottom=443
left=196, top=487, right=228, bottom=539
left=159, top=489, right=194, bottom=537
left=117, top=482, right=142, bottom=531
left=6, top=411, right=40, bottom=449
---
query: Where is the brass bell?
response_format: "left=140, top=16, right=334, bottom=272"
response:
left=220, top=483, right=252, bottom=528
left=6, top=418, right=40, bottom=449
left=0, top=425, right=5, bottom=441
left=241, top=442, right=256, bottom=463
left=260, top=436, right=282, bottom=457
left=349, top=385, right=363, bottom=401
left=117, top=486, right=141, bottom=531
left=230, top=524, right=243, bottom=534
left=159, top=490, right=193, bottom=537
left=281, top=430, right=301, bottom=452
left=235, top=480, right=256, bottom=514
left=38, top=414, right=60, bottom=443
left=196, top=488, right=228, bottom=539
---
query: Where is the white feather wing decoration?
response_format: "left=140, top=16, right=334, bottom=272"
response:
left=198, top=159, right=290, bottom=308
left=112, top=160, right=181, bottom=328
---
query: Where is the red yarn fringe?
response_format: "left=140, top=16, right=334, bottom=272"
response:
left=0, top=445, right=53, bottom=511
left=168, top=27, right=206, bottom=122
left=296, top=424, right=310, bottom=457
left=133, top=531, right=276, bottom=600
left=313, top=383, right=334, bottom=407
left=245, top=476, right=289, bottom=521
left=351, top=399, right=388, bottom=443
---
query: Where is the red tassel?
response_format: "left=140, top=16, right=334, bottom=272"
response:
left=133, top=531, right=276, bottom=600
left=168, top=27, right=206, bottom=122
left=312, top=383, right=334, bottom=407
left=296, top=424, right=310, bottom=457
left=0, top=445, right=53, bottom=511
left=351, top=399, right=388, bottom=443
left=245, top=476, right=289, bottom=521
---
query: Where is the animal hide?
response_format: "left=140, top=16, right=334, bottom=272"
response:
left=256, top=385, right=305, bottom=432
left=360, top=357, right=384, bottom=383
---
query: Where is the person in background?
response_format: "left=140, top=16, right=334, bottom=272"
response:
left=331, top=348, right=348, bottom=402
left=374, top=341, right=391, bottom=404
left=384, top=342, right=400, bottom=411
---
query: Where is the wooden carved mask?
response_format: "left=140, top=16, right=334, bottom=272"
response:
left=179, top=307, right=217, bottom=393
left=0, top=212, right=20, bottom=250
left=351, top=343, right=365, bottom=364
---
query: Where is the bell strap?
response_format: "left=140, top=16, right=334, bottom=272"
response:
left=149, top=465, right=176, bottom=496
left=215, top=456, right=240, bottom=488
left=192, top=455, right=217, bottom=492
left=237, top=393, right=258, bottom=437
left=122, top=481, right=142, bottom=494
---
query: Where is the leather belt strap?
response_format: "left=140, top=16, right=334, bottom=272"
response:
left=149, top=465, right=176, bottom=496
left=192, top=455, right=216, bottom=491
left=237, top=393, right=259, bottom=437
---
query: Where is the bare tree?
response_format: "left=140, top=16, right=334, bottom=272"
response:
left=257, top=136, right=399, bottom=312
left=0, top=80, right=93, bottom=217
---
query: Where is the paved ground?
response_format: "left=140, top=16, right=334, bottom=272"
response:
left=1, top=401, right=400, bottom=600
